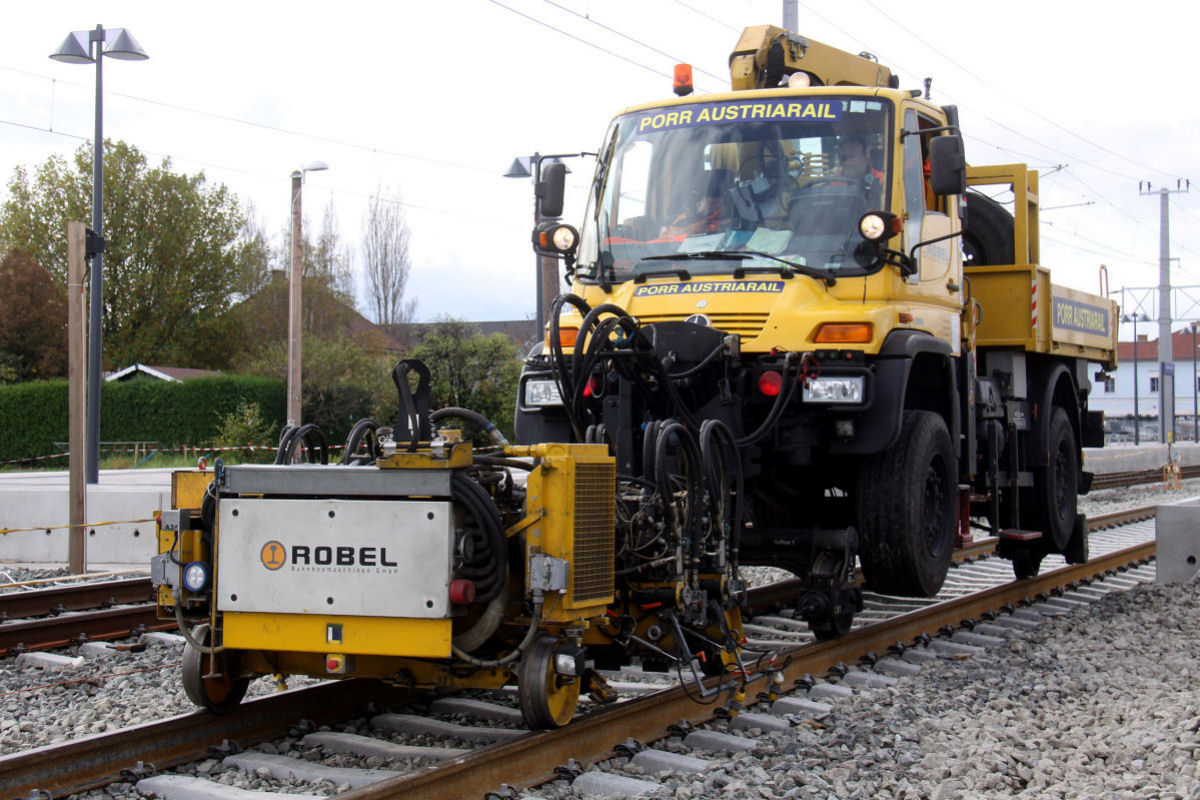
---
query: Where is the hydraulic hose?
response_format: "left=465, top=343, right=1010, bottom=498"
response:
left=736, top=352, right=801, bottom=446
left=451, top=579, right=508, bottom=654
left=174, top=597, right=223, bottom=655
left=450, top=471, right=508, bottom=605
left=430, top=407, right=510, bottom=448
left=451, top=597, right=544, bottom=667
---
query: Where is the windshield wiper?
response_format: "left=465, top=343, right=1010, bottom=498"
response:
left=734, top=251, right=837, bottom=286
left=641, top=250, right=747, bottom=262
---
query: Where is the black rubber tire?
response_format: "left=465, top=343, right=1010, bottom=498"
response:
left=182, top=623, right=248, bottom=713
left=1036, top=407, right=1079, bottom=551
left=962, top=190, right=1014, bottom=266
left=1064, top=513, right=1089, bottom=565
left=857, top=410, right=957, bottom=597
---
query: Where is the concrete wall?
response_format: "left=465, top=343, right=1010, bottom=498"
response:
left=1156, top=497, right=1200, bottom=585
left=0, top=469, right=174, bottom=568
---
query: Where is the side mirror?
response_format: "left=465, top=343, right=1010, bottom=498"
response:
left=928, top=134, right=967, bottom=196
left=538, top=162, right=567, bottom=218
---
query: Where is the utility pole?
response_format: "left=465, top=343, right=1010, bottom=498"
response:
left=782, top=0, right=798, bottom=31
left=1140, top=179, right=1190, bottom=442
left=67, top=221, right=88, bottom=574
left=287, top=170, right=303, bottom=427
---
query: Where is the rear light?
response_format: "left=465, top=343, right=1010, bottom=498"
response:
left=813, top=323, right=873, bottom=343
left=758, top=370, right=783, bottom=397
left=583, top=375, right=599, bottom=397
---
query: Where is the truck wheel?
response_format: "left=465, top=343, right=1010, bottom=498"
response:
left=182, top=623, right=248, bottom=713
left=962, top=190, right=1014, bottom=266
left=1036, top=407, right=1078, bottom=551
left=857, top=410, right=957, bottom=597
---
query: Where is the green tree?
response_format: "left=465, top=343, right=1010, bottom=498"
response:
left=234, top=336, right=396, bottom=444
left=410, top=318, right=522, bottom=439
left=0, top=140, right=265, bottom=370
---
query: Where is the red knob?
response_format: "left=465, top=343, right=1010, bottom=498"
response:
left=449, top=579, right=476, bottom=605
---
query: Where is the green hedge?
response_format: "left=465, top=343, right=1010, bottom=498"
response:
left=0, top=375, right=284, bottom=462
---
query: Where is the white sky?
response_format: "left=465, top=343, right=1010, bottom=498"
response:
left=2, top=0, right=1198, bottom=333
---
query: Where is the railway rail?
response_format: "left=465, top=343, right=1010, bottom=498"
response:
left=1089, top=463, right=1200, bottom=491
left=0, top=578, right=170, bottom=656
left=0, top=507, right=1163, bottom=799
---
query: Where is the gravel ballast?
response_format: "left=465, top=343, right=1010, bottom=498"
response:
left=2, top=482, right=1199, bottom=798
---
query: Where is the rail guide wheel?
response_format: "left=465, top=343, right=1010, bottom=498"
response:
left=518, top=634, right=580, bottom=729
left=182, top=623, right=249, bottom=713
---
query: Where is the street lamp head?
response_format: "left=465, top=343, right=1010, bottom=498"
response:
left=302, top=161, right=329, bottom=173
left=504, top=157, right=532, bottom=179
left=50, top=27, right=148, bottom=64
left=103, top=29, right=149, bottom=61
left=50, top=31, right=93, bottom=64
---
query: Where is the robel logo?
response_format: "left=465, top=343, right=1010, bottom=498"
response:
left=258, top=540, right=400, bottom=570
left=260, top=540, right=286, bottom=571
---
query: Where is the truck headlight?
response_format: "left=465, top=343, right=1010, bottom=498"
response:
left=182, top=561, right=210, bottom=592
left=524, top=378, right=563, bottom=407
left=802, top=376, right=865, bottom=404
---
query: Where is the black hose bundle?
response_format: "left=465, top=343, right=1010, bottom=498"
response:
left=450, top=471, right=507, bottom=604
left=274, top=423, right=329, bottom=464
left=340, top=418, right=380, bottom=465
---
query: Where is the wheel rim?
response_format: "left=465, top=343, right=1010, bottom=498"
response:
left=519, top=636, right=580, bottom=729
left=182, top=623, right=245, bottom=710
left=921, top=453, right=949, bottom=554
left=1053, top=438, right=1072, bottom=521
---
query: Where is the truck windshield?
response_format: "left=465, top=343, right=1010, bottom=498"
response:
left=576, top=95, right=892, bottom=285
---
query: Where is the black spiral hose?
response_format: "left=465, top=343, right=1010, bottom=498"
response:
left=450, top=471, right=507, bottom=605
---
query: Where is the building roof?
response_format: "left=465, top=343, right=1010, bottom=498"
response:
left=1117, top=327, right=1200, bottom=361
left=106, top=364, right=222, bottom=383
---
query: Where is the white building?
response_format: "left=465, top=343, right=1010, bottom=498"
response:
left=1089, top=327, right=1200, bottom=440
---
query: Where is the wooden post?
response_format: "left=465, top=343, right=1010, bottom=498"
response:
left=67, top=221, right=88, bottom=574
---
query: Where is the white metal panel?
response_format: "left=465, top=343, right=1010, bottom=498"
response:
left=216, top=497, right=453, bottom=618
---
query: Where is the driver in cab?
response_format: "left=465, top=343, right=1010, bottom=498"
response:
left=659, top=169, right=733, bottom=239
left=834, top=136, right=884, bottom=204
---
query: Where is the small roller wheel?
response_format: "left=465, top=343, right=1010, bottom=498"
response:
left=182, top=623, right=248, bottom=713
left=1011, top=545, right=1046, bottom=581
left=518, top=635, right=580, bottom=730
left=810, top=611, right=854, bottom=642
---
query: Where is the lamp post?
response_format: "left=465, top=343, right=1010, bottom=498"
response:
left=1123, top=313, right=1149, bottom=445
left=1192, top=321, right=1198, bottom=443
left=50, top=25, right=148, bottom=484
left=286, top=162, right=328, bottom=427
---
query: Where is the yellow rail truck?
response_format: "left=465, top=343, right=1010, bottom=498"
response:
left=517, top=25, right=1118, bottom=635
left=152, top=26, right=1117, bottom=726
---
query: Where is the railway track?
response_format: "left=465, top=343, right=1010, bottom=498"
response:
left=1089, top=462, right=1200, bottom=490
left=0, top=507, right=1162, bottom=799
left=0, top=578, right=171, bottom=656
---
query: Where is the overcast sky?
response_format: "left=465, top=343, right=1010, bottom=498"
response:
left=3, top=0, right=1197, bottom=333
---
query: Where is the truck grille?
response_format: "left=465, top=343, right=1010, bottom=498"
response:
left=570, top=460, right=615, bottom=606
left=638, top=312, right=769, bottom=340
